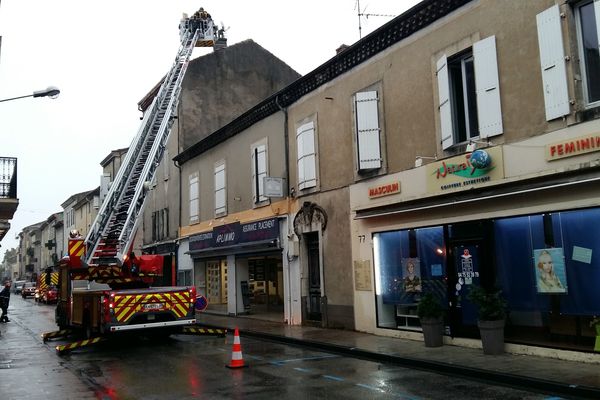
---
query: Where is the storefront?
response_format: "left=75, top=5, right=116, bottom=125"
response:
left=187, top=217, right=286, bottom=319
left=351, top=140, right=600, bottom=355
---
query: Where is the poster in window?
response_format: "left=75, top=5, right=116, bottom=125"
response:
left=402, top=258, right=422, bottom=293
left=533, top=248, right=567, bottom=294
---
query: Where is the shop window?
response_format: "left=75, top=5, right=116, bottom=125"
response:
left=354, top=90, right=382, bottom=171
left=373, top=226, right=447, bottom=331
left=189, top=173, right=199, bottom=224
left=437, top=36, right=503, bottom=150
left=177, top=269, right=192, bottom=286
left=296, top=121, right=317, bottom=190
left=214, top=161, right=226, bottom=216
left=251, top=140, right=268, bottom=204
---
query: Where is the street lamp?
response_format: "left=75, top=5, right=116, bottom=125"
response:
left=0, top=86, right=61, bottom=103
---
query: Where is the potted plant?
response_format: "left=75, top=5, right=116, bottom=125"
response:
left=417, top=293, right=445, bottom=347
left=467, top=285, right=507, bottom=355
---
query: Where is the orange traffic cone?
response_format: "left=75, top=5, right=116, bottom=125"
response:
left=226, top=328, right=247, bottom=368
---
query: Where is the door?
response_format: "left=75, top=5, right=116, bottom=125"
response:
left=306, top=232, right=322, bottom=321
left=447, top=240, right=483, bottom=337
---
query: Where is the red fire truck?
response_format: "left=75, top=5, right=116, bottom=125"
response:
left=43, top=9, right=227, bottom=353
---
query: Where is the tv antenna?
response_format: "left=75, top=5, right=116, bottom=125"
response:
left=355, top=0, right=396, bottom=39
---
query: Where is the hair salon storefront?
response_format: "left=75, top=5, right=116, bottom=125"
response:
left=187, top=217, right=286, bottom=318
left=350, top=142, right=600, bottom=358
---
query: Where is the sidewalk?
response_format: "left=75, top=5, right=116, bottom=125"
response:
left=196, top=312, right=600, bottom=399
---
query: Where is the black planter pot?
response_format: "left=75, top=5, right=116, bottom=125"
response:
left=477, top=319, right=505, bottom=355
left=420, top=317, right=444, bottom=347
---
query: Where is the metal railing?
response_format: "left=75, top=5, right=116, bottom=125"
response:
left=0, top=157, right=17, bottom=199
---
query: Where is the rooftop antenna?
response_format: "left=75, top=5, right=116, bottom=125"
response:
left=355, top=0, right=396, bottom=39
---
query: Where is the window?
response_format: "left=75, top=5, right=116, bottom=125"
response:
left=189, top=173, right=199, bottom=224
left=354, top=90, right=382, bottom=171
left=214, top=161, right=226, bottom=216
left=576, top=0, right=600, bottom=106
left=152, top=208, right=169, bottom=241
left=437, top=36, right=503, bottom=150
left=163, top=148, right=170, bottom=180
left=296, top=121, right=317, bottom=190
left=251, top=140, right=268, bottom=204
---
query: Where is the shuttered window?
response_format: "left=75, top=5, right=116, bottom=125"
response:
left=437, top=35, right=503, bottom=149
left=536, top=5, right=570, bottom=120
left=252, top=143, right=268, bottom=203
left=297, top=121, right=317, bottom=190
left=214, top=162, right=226, bottom=216
left=189, top=173, right=199, bottom=224
left=355, top=91, right=382, bottom=170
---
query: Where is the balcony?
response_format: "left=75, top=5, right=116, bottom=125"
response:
left=0, top=157, right=18, bottom=242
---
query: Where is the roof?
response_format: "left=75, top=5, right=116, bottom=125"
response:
left=100, top=148, right=129, bottom=167
left=174, top=0, right=472, bottom=165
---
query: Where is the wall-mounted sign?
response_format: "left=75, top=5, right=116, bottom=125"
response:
left=368, top=181, right=400, bottom=198
left=189, top=218, right=280, bottom=252
left=426, top=146, right=504, bottom=193
left=546, top=133, right=600, bottom=161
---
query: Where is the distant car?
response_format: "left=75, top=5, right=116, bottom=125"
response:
left=21, top=282, right=36, bottom=298
left=12, top=280, right=26, bottom=295
left=42, top=285, right=58, bottom=304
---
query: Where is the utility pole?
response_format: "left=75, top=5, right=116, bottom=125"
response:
left=356, top=0, right=396, bottom=39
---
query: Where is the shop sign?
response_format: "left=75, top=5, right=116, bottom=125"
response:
left=189, top=218, right=280, bottom=251
left=426, top=146, right=504, bottom=194
left=546, top=133, right=600, bottom=161
left=368, top=181, right=400, bottom=199
left=239, top=217, right=279, bottom=243
left=213, top=222, right=241, bottom=247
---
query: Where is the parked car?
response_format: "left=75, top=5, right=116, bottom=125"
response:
left=12, top=280, right=26, bottom=295
left=42, top=285, right=58, bottom=304
left=21, top=282, right=36, bottom=298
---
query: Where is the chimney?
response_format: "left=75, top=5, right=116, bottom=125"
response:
left=336, top=44, right=349, bottom=55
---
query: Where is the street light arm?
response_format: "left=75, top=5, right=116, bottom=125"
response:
left=0, top=86, right=61, bottom=103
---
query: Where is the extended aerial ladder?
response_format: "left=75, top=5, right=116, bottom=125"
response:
left=83, top=14, right=226, bottom=283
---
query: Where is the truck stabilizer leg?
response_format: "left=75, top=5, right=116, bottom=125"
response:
left=42, top=329, right=73, bottom=342
left=182, top=326, right=227, bottom=337
left=55, top=337, right=105, bottom=355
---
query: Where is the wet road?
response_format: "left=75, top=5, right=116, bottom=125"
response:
left=1, top=296, right=568, bottom=399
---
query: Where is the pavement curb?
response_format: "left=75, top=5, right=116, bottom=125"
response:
left=201, top=323, right=599, bottom=399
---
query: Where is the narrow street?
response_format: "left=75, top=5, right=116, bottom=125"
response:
left=0, top=295, right=567, bottom=400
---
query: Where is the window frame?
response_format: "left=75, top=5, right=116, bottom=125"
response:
left=296, top=120, right=317, bottom=191
left=251, top=138, right=269, bottom=205
left=574, top=0, right=600, bottom=108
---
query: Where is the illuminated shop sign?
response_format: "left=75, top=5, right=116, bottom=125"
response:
left=426, top=147, right=504, bottom=193
left=546, top=133, right=600, bottom=161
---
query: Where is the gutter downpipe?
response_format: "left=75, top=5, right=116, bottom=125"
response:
left=275, top=94, right=293, bottom=324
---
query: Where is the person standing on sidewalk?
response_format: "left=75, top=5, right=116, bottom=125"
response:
left=0, top=280, right=11, bottom=322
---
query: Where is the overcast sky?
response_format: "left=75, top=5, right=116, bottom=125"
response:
left=0, top=0, right=419, bottom=257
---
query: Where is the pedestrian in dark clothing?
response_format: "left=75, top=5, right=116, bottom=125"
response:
left=0, top=281, right=11, bottom=322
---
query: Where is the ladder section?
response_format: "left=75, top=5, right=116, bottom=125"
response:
left=85, top=29, right=200, bottom=269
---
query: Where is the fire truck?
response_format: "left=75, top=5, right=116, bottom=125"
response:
left=35, top=267, right=59, bottom=303
left=45, top=9, right=227, bottom=352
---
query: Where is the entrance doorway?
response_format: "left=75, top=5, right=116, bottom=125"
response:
left=305, top=232, right=322, bottom=322
left=248, top=257, right=283, bottom=314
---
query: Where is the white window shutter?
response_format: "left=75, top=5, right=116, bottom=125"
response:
left=214, top=163, right=226, bottom=214
left=437, top=55, right=454, bottom=149
left=536, top=5, right=570, bottom=121
left=473, top=36, right=503, bottom=138
left=189, top=174, right=199, bottom=223
left=296, top=122, right=316, bottom=190
left=355, top=91, right=381, bottom=170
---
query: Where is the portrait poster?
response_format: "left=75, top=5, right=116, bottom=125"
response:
left=533, top=248, right=567, bottom=294
left=401, top=258, right=422, bottom=293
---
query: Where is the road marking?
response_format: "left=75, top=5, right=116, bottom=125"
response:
left=322, top=374, right=344, bottom=382
left=293, top=367, right=312, bottom=373
left=270, top=354, right=339, bottom=365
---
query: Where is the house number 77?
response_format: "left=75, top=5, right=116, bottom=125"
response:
left=358, top=235, right=366, bottom=243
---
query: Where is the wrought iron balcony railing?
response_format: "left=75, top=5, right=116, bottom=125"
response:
left=0, top=157, right=17, bottom=199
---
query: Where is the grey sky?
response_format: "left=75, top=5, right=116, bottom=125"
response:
left=0, top=0, right=418, bottom=256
